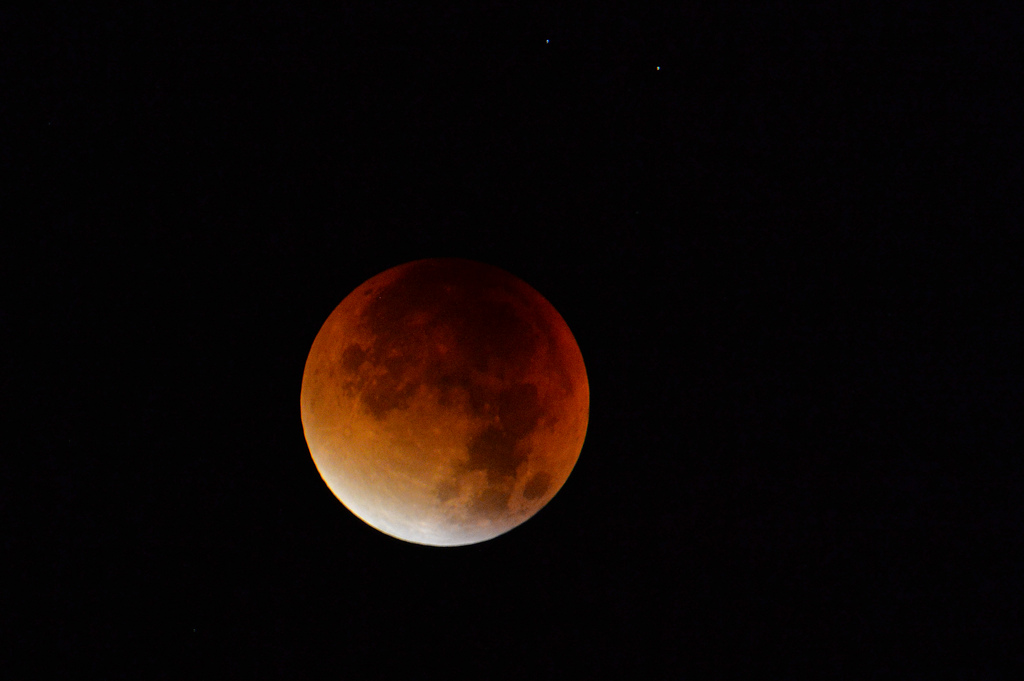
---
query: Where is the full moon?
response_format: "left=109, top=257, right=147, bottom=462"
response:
left=300, top=259, right=589, bottom=546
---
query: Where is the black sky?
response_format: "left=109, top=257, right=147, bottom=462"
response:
left=8, top=2, right=1024, bottom=677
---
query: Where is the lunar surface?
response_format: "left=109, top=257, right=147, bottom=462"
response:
left=300, top=259, right=589, bottom=546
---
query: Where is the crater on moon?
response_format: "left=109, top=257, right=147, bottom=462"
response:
left=300, top=258, right=589, bottom=546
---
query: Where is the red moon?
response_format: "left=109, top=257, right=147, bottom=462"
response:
left=300, top=259, right=589, bottom=546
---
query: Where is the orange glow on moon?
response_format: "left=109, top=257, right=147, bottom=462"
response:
left=300, top=259, right=589, bottom=546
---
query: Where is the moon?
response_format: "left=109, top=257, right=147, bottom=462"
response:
left=300, top=258, right=589, bottom=546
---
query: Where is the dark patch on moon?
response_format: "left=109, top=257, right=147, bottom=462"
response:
left=465, top=426, right=522, bottom=483
left=470, top=486, right=514, bottom=519
left=357, top=350, right=423, bottom=419
left=494, top=383, right=543, bottom=437
left=340, top=344, right=367, bottom=373
left=344, top=260, right=548, bottom=426
left=523, top=471, right=552, bottom=500
left=461, top=382, right=544, bottom=492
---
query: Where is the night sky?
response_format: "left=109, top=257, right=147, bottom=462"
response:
left=9, top=3, right=1023, bottom=677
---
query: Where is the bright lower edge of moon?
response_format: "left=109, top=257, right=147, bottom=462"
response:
left=300, top=259, right=589, bottom=547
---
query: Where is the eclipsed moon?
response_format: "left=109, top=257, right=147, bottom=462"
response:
left=300, top=258, right=589, bottom=546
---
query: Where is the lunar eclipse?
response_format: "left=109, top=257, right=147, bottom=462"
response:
left=300, top=259, right=589, bottom=546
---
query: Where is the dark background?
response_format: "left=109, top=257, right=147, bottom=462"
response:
left=7, top=2, right=1023, bottom=677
